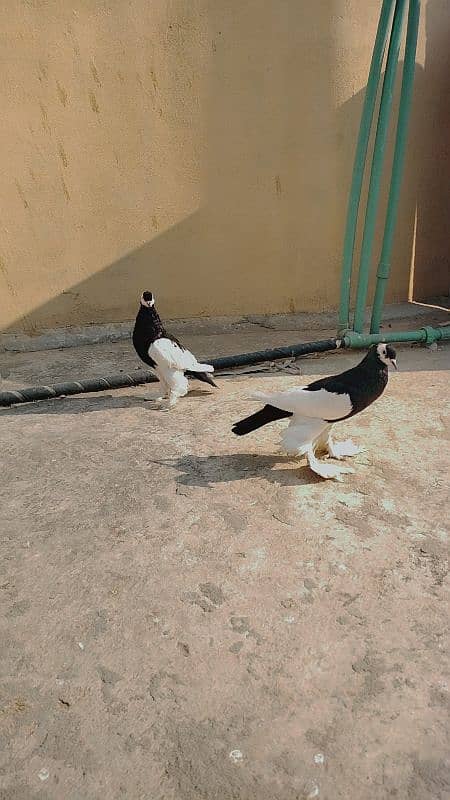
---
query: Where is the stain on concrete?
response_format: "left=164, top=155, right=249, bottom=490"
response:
left=215, top=504, right=248, bottom=532
left=14, top=180, right=29, bottom=210
left=58, top=142, right=68, bottom=168
left=38, top=101, right=50, bottom=133
left=37, top=61, right=48, bottom=82
left=6, top=600, right=30, bottom=618
left=149, top=69, right=157, bottom=91
left=90, top=59, right=102, bottom=86
left=61, top=176, right=70, bottom=201
left=352, top=652, right=388, bottom=706
left=88, top=90, right=100, bottom=114
left=98, top=665, right=121, bottom=686
left=199, top=582, right=225, bottom=606
left=230, top=616, right=250, bottom=634
left=230, top=616, right=261, bottom=644
left=177, top=641, right=190, bottom=657
left=56, top=80, right=68, bottom=107
left=0, top=256, right=17, bottom=297
left=153, top=495, right=173, bottom=512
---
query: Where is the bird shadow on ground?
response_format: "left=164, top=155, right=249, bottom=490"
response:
left=0, top=394, right=150, bottom=416
left=0, top=388, right=216, bottom=416
left=150, top=453, right=320, bottom=489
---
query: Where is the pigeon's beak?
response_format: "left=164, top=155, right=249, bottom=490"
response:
left=390, top=358, right=397, bottom=370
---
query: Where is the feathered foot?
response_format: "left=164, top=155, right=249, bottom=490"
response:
left=326, top=437, right=362, bottom=460
left=155, top=391, right=184, bottom=411
left=306, top=446, right=354, bottom=482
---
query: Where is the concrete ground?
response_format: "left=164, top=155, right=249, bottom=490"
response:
left=0, top=325, right=449, bottom=800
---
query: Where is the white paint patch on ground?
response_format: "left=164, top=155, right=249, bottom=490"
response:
left=303, top=780, right=320, bottom=798
left=336, top=491, right=364, bottom=508
left=239, top=547, right=267, bottom=573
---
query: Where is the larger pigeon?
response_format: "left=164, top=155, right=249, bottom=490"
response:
left=232, top=343, right=397, bottom=480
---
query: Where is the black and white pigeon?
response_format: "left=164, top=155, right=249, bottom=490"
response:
left=232, top=343, right=397, bottom=480
left=132, top=291, right=216, bottom=408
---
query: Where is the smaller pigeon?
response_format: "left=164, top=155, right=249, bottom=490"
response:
left=132, top=291, right=216, bottom=408
left=232, top=343, right=397, bottom=481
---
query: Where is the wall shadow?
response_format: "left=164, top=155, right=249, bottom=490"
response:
left=3, top=0, right=448, bottom=335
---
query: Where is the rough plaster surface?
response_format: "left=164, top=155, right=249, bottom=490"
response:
left=0, top=335, right=449, bottom=799
left=0, top=1, right=449, bottom=333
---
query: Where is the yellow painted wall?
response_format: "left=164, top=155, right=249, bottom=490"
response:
left=0, top=0, right=448, bottom=334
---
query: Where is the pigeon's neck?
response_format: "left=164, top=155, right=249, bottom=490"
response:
left=136, top=305, right=165, bottom=338
left=360, top=349, right=387, bottom=374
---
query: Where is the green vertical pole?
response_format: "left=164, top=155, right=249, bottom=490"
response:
left=352, top=0, right=408, bottom=333
left=338, top=0, right=396, bottom=332
left=370, top=0, right=420, bottom=333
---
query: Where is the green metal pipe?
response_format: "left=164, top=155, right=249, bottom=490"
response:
left=370, top=0, right=421, bottom=334
left=344, top=325, right=450, bottom=348
left=353, top=0, right=408, bottom=334
left=338, top=0, right=396, bottom=332
left=338, top=0, right=397, bottom=333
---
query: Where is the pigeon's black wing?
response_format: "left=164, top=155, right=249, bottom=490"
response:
left=306, top=363, right=388, bottom=417
left=164, top=331, right=186, bottom=350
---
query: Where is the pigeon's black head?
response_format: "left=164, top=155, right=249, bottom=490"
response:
left=140, top=291, right=155, bottom=308
left=373, top=343, right=397, bottom=370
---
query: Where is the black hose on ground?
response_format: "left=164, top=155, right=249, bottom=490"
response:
left=0, top=337, right=341, bottom=407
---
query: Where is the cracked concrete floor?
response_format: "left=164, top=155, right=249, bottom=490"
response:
left=0, top=337, right=449, bottom=800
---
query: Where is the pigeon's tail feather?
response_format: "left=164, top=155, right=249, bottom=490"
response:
left=186, top=370, right=217, bottom=388
left=232, top=404, right=292, bottom=436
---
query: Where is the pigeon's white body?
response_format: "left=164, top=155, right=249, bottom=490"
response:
left=250, top=388, right=352, bottom=420
left=149, top=339, right=214, bottom=405
left=280, top=416, right=329, bottom=457
left=149, top=339, right=214, bottom=375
